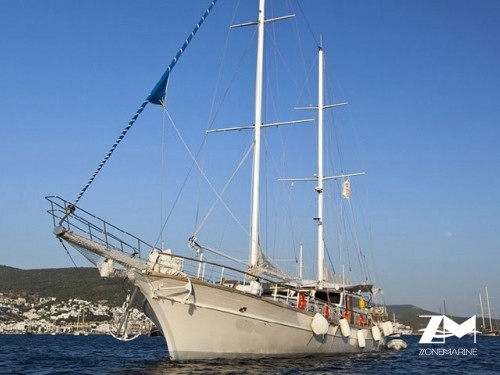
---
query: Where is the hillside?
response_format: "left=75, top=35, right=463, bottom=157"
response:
left=2, top=265, right=494, bottom=331
left=386, top=304, right=438, bottom=331
left=1, top=265, right=428, bottom=324
left=0, top=265, right=125, bottom=306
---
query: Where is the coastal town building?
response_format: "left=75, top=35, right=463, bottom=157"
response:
left=0, top=292, right=151, bottom=335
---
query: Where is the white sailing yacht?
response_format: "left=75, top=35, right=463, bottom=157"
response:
left=479, top=287, right=499, bottom=336
left=47, top=0, right=390, bottom=360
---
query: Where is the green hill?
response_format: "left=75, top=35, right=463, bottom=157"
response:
left=0, top=265, right=125, bottom=306
left=2, top=265, right=496, bottom=331
left=386, top=304, right=500, bottom=332
left=386, top=304, right=438, bottom=331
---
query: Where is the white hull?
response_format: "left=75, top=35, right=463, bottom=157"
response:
left=132, top=272, right=385, bottom=360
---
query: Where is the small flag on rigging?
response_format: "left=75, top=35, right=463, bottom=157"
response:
left=342, top=178, right=351, bottom=199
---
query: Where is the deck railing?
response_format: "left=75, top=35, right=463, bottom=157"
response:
left=46, top=196, right=152, bottom=260
left=46, top=196, right=374, bottom=326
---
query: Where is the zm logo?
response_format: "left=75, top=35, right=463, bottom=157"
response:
left=419, top=315, right=479, bottom=344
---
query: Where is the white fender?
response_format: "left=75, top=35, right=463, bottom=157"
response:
left=382, top=321, right=394, bottom=336
left=387, top=321, right=394, bottom=335
left=311, top=313, right=329, bottom=335
left=371, top=325, right=382, bottom=342
left=99, top=259, right=114, bottom=278
left=339, top=318, right=351, bottom=337
left=381, top=321, right=388, bottom=336
left=357, top=329, right=366, bottom=348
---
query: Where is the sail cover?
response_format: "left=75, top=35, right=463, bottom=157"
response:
left=147, top=69, right=171, bottom=105
left=147, top=0, right=218, bottom=105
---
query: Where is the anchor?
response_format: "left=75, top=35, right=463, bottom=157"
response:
left=110, top=287, right=141, bottom=342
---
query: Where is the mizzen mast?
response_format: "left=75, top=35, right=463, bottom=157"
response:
left=285, top=45, right=364, bottom=286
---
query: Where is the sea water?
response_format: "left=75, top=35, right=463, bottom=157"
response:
left=0, top=334, right=498, bottom=374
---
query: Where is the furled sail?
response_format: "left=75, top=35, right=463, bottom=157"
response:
left=254, top=248, right=292, bottom=281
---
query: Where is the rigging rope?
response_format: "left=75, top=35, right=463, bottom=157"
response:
left=192, top=3, right=251, bottom=237
left=193, top=140, right=253, bottom=237
left=159, top=102, right=168, bottom=249
left=58, top=238, right=82, bottom=275
left=70, top=0, right=219, bottom=209
left=162, top=109, right=248, bottom=236
left=73, top=100, right=149, bottom=207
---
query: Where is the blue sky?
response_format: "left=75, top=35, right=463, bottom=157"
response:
left=1, top=0, right=499, bottom=318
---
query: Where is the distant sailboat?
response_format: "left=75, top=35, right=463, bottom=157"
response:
left=479, top=287, right=499, bottom=336
left=73, top=308, right=88, bottom=336
left=47, top=0, right=391, bottom=360
left=73, top=312, right=80, bottom=336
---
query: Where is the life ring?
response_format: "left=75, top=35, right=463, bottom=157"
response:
left=358, top=314, right=365, bottom=326
left=343, top=310, right=350, bottom=320
left=298, top=293, right=307, bottom=310
left=323, top=304, right=330, bottom=319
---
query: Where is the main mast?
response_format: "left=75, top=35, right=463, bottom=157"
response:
left=249, top=0, right=266, bottom=267
left=218, top=0, right=294, bottom=271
